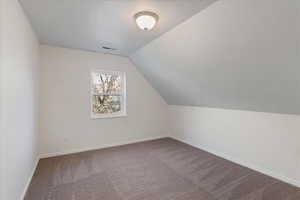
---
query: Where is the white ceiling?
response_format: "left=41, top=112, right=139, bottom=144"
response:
left=20, top=0, right=216, bottom=56
left=20, top=0, right=300, bottom=115
left=131, top=0, right=300, bottom=114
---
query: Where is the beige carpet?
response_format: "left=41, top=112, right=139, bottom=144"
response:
left=25, top=138, right=300, bottom=200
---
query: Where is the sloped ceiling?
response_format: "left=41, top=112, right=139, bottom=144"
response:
left=19, top=0, right=216, bottom=56
left=131, top=0, right=300, bottom=114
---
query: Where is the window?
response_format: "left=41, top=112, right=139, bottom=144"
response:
left=90, top=70, right=126, bottom=119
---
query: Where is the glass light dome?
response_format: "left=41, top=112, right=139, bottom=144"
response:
left=134, top=11, right=159, bottom=31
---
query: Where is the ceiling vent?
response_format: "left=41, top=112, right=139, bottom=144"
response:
left=102, top=46, right=117, bottom=51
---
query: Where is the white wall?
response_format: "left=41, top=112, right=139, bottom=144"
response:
left=39, top=45, right=169, bottom=157
left=1, top=1, right=299, bottom=199
left=1, top=0, right=4, bottom=197
left=0, top=0, right=40, bottom=199
left=169, top=105, right=300, bottom=187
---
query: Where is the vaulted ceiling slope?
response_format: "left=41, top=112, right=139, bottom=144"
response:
left=20, top=0, right=216, bottom=56
left=131, top=0, right=300, bottom=114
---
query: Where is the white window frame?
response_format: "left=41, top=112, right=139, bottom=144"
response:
left=90, top=69, right=126, bottom=119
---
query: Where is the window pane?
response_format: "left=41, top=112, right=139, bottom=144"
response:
left=92, top=72, right=122, bottom=94
left=92, top=95, right=121, bottom=114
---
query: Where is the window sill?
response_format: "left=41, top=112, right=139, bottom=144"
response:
left=91, top=112, right=127, bottom=119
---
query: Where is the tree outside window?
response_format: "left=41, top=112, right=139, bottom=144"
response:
left=91, top=70, right=126, bottom=118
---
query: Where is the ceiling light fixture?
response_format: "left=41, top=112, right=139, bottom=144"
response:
left=134, top=11, right=159, bottom=31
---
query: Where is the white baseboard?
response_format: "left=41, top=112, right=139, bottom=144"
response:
left=171, top=136, right=300, bottom=188
left=40, top=135, right=169, bottom=159
left=21, top=156, right=40, bottom=200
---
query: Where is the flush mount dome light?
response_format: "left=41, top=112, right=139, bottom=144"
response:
left=134, top=11, right=159, bottom=31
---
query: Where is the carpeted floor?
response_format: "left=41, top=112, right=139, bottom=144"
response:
left=25, top=138, right=300, bottom=200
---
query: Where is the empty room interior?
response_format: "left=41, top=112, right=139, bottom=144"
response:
left=1, top=0, right=300, bottom=199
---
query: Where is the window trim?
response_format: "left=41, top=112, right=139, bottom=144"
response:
left=90, top=69, right=126, bottom=119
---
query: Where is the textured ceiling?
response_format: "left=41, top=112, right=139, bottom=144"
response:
left=131, top=0, right=300, bottom=114
left=19, top=0, right=216, bottom=56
